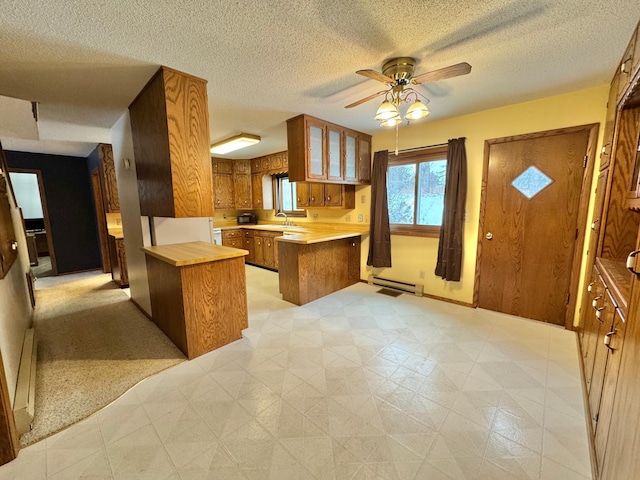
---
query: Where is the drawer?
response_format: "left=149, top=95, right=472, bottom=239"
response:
left=244, top=229, right=255, bottom=238
left=222, top=229, right=241, bottom=239
left=223, top=238, right=244, bottom=249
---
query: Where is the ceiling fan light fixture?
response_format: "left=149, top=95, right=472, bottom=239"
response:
left=380, top=117, right=402, bottom=128
left=374, top=100, right=400, bottom=121
left=210, top=133, right=261, bottom=154
left=405, top=99, right=430, bottom=120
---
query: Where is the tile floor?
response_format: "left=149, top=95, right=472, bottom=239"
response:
left=0, top=266, right=592, bottom=479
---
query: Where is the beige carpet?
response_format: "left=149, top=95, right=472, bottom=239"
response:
left=20, top=270, right=186, bottom=446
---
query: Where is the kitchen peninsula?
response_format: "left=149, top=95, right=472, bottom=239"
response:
left=143, top=242, right=248, bottom=359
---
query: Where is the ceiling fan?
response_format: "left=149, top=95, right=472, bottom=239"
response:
left=345, top=57, right=471, bottom=127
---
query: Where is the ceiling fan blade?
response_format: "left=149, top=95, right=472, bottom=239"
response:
left=344, top=90, right=388, bottom=109
left=356, top=69, right=394, bottom=84
left=411, top=62, right=472, bottom=85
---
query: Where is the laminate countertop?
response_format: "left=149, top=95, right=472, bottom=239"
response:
left=216, top=222, right=368, bottom=244
left=274, top=231, right=363, bottom=245
left=143, top=241, right=248, bottom=267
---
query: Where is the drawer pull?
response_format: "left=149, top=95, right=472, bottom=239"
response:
left=627, top=250, right=640, bottom=275
left=604, top=330, right=616, bottom=351
left=587, top=282, right=595, bottom=292
left=595, top=307, right=605, bottom=320
left=592, top=296, right=602, bottom=308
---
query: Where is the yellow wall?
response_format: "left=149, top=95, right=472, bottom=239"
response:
left=370, top=85, right=609, bottom=306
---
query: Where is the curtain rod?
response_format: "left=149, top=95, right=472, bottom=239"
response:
left=393, top=142, right=448, bottom=154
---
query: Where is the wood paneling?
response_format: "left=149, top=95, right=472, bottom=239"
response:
left=601, top=107, right=640, bottom=259
left=278, top=237, right=361, bottom=305
left=109, top=235, right=129, bottom=287
left=181, top=257, right=248, bottom=359
left=129, top=67, right=213, bottom=218
left=98, top=144, right=120, bottom=213
left=91, top=169, right=111, bottom=273
left=145, top=255, right=188, bottom=356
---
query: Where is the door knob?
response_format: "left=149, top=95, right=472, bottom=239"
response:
left=486, top=232, right=493, bottom=240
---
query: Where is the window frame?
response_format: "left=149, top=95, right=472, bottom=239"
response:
left=274, top=174, right=306, bottom=217
left=387, top=145, right=448, bottom=238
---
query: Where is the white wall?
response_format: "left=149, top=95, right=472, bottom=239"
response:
left=110, top=113, right=152, bottom=315
left=0, top=171, right=33, bottom=406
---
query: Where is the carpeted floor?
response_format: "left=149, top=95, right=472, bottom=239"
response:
left=20, top=270, right=186, bottom=446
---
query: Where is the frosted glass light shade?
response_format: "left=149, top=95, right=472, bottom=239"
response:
left=405, top=100, right=430, bottom=120
left=374, top=100, right=400, bottom=121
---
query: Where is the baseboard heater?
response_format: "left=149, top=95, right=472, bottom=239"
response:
left=368, top=275, right=424, bottom=296
left=13, top=328, right=37, bottom=434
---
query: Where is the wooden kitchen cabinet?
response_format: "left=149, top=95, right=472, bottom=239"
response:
left=98, top=144, right=120, bottom=213
left=251, top=173, right=263, bottom=209
left=244, top=229, right=282, bottom=271
left=108, top=234, right=129, bottom=288
left=0, top=165, right=17, bottom=280
left=222, top=229, right=243, bottom=249
left=129, top=66, right=213, bottom=217
left=296, top=182, right=355, bottom=209
left=243, top=230, right=255, bottom=263
left=287, top=114, right=372, bottom=185
left=234, top=160, right=252, bottom=209
left=212, top=159, right=235, bottom=210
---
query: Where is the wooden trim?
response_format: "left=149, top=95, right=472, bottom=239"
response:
left=422, top=292, right=474, bottom=308
left=91, top=169, right=111, bottom=273
left=390, top=226, right=440, bottom=238
left=8, top=168, right=58, bottom=276
left=472, top=123, right=600, bottom=328
left=0, top=346, right=19, bottom=465
left=130, top=298, right=152, bottom=320
left=576, top=334, right=599, bottom=480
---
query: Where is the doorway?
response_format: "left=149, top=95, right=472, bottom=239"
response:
left=474, top=124, right=599, bottom=328
left=8, top=168, right=57, bottom=277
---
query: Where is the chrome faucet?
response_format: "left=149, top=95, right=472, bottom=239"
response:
left=275, top=211, right=292, bottom=226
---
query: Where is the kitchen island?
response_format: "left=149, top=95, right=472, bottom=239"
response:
left=143, top=241, right=248, bottom=359
left=276, top=231, right=362, bottom=305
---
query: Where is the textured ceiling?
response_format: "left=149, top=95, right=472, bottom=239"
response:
left=0, top=1, right=639, bottom=158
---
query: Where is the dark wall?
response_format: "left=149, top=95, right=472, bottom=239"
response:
left=6, top=151, right=101, bottom=274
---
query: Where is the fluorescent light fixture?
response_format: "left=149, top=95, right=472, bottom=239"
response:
left=210, top=133, right=261, bottom=154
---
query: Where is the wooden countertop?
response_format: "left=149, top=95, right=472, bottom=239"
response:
left=143, top=241, right=248, bottom=267
left=108, top=229, right=124, bottom=239
left=274, top=231, right=363, bottom=245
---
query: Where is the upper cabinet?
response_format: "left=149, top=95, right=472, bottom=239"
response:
left=212, top=158, right=253, bottom=210
left=287, top=114, right=372, bottom=185
left=0, top=144, right=18, bottom=280
left=129, top=66, right=213, bottom=218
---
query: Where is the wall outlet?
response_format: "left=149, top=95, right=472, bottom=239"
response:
left=358, top=214, right=363, bottom=222
left=361, top=195, right=366, bottom=204
left=419, top=271, right=425, bottom=279
left=345, top=214, right=351, bottom=222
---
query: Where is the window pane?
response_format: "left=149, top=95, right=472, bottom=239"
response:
left=388, top=164, right=416, bottom=224
left=417, top=160, right=446, bottom=226
left=281, top=177, right=293, bottom=211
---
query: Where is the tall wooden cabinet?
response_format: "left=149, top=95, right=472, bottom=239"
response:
left=129, top=66, right=213, bottom=218
left=577, top=19, right=640, bottom=480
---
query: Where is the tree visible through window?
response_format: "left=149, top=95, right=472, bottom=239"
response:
left=387, top=146, right=447, bottom=236
left=275, top=175, right=305, bottom=215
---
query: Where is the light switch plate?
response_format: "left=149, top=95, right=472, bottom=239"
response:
left=358, top=214, right=363, bottom=222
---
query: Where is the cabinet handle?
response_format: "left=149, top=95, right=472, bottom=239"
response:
left=311, top=197, right=315, bottom=201
left=604, top=330, right=616, bottom=351
left=327, top=196, right=331, bottom=201
left=621, top=59, right=631, bottom=75
left=626, top=250, right=640, bottom=275
left=592, top=296, right=602, bottom=308
left=595, top=307, right=605, bottom=321
left=587, top=282, right=595, bottom=292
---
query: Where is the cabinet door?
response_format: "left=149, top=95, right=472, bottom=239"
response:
left=263, top=237, right=274, bottom=267
left=234, top=160, right=251, bottom=174
left=255, top=235, right=264, bottom=265
left=274, top=238, right=279, bottom=269
left=307, top=120, right=326, bottom=180
left=583, top=272, right=605, bottom=390
left=296, top=182, right=310, bottom=207
left=344, top=131, right=358, bottom=182
left=327, top=127, right=342, bottom=181
left=244, top=237, right=255, bottom=263
left=358, top=136, right=372, bottom=183
left=214, top=174, right=234, bottom=209
left=282, top=152, right=288, bottom=168
left=234, top=173, right=252, bottom=209
left=252, top=173, right=263, bottom=209
left=595, top=307, right=627, bottom=475
left=251, top=158, right=262, bottom=173
left=589, top=289, right=615, bottom=431
left=212, top=159, right=233, bottom=175
left=617, top=32, right=637, bottom=103
left=0, top=171, right=18, bottom=279
left=309, top=183, right=325, bottom=207
left=270, top=154, right=283, bottom=169
left=324, top=184, right=342, bottom=207
left=600, top=72, right=620, bottom=171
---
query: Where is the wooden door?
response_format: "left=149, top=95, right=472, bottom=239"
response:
left=296, top=182, right=310, bottom=207
left=477, top=126, right=594, bottom=325
left=251, top=173, right=263, bottom=209
left=234, top=173, right=252, bottom=209
left=324, top=184, right=342, bottom=207
left=92, top=169, right=111, bottom=273
left=309, top=183, right=325, bottom=207
left=214, top=174, right=234, bottom=209
left=255, top=235, right=264, bottom=265
left=306, top=118, right=326, bottom=180
left=263, top=236, right=274, bottom=268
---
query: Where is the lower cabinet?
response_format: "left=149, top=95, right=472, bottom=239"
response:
left=243, top=230, right=255, bottom=263
left=222, top=229, right=243, bottom=249
left=579, top=258, right=629, bottom=477
left=223, top=228, right=282, bottom=270
left=108, top=235, right=129, bottom=288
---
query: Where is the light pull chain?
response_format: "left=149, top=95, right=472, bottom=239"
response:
left=395, top=123, right=399, bottom=155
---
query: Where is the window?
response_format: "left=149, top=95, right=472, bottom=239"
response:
left=275, top=175, right=305, bottom=216
left=387, top=146, right=447, bottom=237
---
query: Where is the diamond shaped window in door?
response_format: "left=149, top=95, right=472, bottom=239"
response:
left=511, top=166, right=553, bottom=199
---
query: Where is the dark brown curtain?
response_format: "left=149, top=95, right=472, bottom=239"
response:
left=367, top=150, right=391, bottom=268
left=435, top=137, right=467, bottom=281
